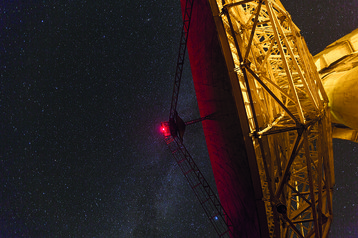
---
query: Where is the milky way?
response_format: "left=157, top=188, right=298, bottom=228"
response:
left=1, top=0, right=358, bottom=237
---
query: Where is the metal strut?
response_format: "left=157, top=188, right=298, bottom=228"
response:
left=185, top=114, right=213, bottom=126
left=163, top=135, right=233, bottom=237
left=169, top=0, right=194, bottom=121
left=162, top=0, right=233, bottom=236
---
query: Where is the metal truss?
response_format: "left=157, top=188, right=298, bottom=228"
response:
left=214, top=0, right=335, bottom=237
left=164, top=0, right=234, bottom=235
left=163, top=134, right=233, bottom=237
left=169, top=0, right=194, bottom=123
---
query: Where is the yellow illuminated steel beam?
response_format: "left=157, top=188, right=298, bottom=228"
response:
left=208, top=0, right=335, bottom=237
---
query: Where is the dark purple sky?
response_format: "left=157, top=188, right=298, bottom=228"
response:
left=1, top=0, right=358, bottom=237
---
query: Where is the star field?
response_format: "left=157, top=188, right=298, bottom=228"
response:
left=1, top=0, right=358, bottom=237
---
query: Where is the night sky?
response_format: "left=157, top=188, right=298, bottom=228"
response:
left=1, top=0, right=358, bottom=237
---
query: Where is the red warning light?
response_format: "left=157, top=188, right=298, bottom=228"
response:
left=160, top=122, right=171, bottom=137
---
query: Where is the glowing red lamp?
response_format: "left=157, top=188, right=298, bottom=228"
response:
left=160, top=122, right=171, bottom=137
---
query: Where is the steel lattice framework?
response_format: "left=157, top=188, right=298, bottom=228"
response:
left=162, top=0, right=233, bottom=236
left=163, top=134, right=233, bottom=237
left=210, top=0, right=335, bottom=237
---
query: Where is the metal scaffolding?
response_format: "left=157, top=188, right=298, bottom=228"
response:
left=163, top=135, right=232, bottom=237
left=211, top=0, right=335, bottom=237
